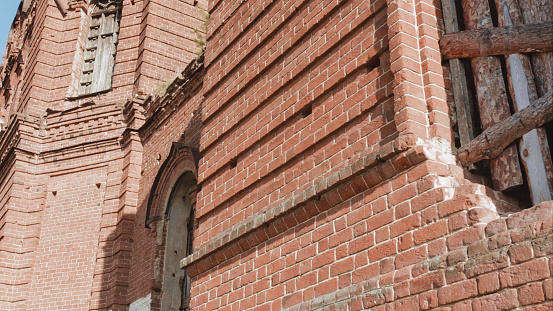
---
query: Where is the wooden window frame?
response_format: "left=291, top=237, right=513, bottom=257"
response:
left=77, top=0, right=122, bottom=96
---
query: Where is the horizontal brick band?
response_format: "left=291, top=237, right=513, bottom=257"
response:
left=181, top=134, right=420, bottom=275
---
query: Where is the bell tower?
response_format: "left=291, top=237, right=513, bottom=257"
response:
left=0, top=0, right=207, bottom=310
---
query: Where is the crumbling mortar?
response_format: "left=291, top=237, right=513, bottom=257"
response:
left=279, top=230, right=552, bottom=310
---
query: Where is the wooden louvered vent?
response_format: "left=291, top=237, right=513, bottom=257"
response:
left=78, top=0, right=122, bottom=95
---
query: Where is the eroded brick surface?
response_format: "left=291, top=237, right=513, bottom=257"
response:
left=0, top=0, right=551, bottom=310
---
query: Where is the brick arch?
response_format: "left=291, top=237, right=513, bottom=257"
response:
left=88, top=0, right=123, bottom=10
left=145, top=143, right=201, bottom=227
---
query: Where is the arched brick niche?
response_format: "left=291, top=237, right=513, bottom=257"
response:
left=144, top=142, right=202, bottom=310
left=145, top=143, right=201, bottom=227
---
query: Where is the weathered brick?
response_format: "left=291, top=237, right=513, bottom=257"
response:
left=485, top=219, right=508, bottom=237
left=391, top=213, right=421, bottom=238
left=394, top=295, right=419, bottom=311
left=544, top=278, right=553, bottom=300
left=507, top=202, right=553, bottom=230
left=518, top=282, right=546, bottom=305
left=532, top=235, right=553, bottom=257
left=451, top=301, right=472, bottom=311
left=472, top=289, right=519, bottom=311
left=447, top=225, right=486, bottom=250
left=414, top=220, right=448, bottom=245
left=499, top=258, right=550, bottom=288
left=437, top=279, right=478, bottom=305
left=410, top=271, right=445, bottom=294
left=396, top=245, right=428, bottom=269
left=509, top=241, right=534, bottom=264
left=465, top=249, right=509, bottom=278
left=369, top=240, right=397, bottom=262
left=477, top=272, right=500, bottom=295
left=419, top=290, right=438, bottom=310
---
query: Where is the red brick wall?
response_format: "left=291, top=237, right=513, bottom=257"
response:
left=186, top=144, right=552, bottom=309
left=198, top=0, right=391, bottom=246
left=133, top=0, right=208, bottom=94
left=0, top=147, right=46, bottom=310
left=126, top=60, right=205, bottom=309
left=0, top=102, right=131, bottom=310
left=180, top=0, right=552, bottom=310
left=0, top=0, right=551, bottom=310
left=0, top=117, right=48, bottom=311
left=1, top=0, right=206, bottom=115
left=27, top=167, right=108, bottom=309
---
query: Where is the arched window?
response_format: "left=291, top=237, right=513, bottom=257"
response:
left=78, top=0, right=122, bottom=95
left=161, top=172, right=197, bottom=311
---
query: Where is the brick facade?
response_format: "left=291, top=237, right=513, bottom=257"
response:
left=0, top=0, right=551, bottom=310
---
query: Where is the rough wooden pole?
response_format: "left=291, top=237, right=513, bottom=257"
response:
left=461, top=0, right=524, bottom=192
left=440, top=22, right=553, bottom=59
left=440, top=0, right=477, bottom=154
left=458, top=89, right=553, bottom=167
left=495, top=0, right=553, bottom=203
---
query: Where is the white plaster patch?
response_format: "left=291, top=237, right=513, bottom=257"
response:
left=434, top=175, right=459, bottom=190
left=129, top=294, right=152, bottom=311
left=442, top=187, right=455, bottom=201
left=417, top=137, right=457, bottom=165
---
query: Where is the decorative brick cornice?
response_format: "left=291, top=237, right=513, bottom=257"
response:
left=138, top=54, right=204, bottom=135
left=123, top=97, right=146, bottom=131
left=38, top=137, right=120, bottom=161
left=0, top=118, right=21, bottom=166
left=43, top=101, right=125, bottom=147
left=0, top=113, right=42, bottom=165
left=0, top=101, right=127, bottom=167
left=67, top=0, right=88, bottom=11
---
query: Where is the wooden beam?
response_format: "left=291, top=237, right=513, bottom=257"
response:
left=440, top=22, right=553, bottom=59
left=517, top=0, right=553, bottom=97
left=440, top=0, right=478, bottom=153
left=495, top=0, right=553, bottom=203
left=458, top=90, right=553, bottom=167
left=461, top=0, right=524, bottom=192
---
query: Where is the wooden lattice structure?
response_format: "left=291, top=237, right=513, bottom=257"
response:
left=440, top=0, right=553, bottom=205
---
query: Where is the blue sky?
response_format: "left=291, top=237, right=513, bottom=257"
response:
left=0, top=1, right=21, bottom=59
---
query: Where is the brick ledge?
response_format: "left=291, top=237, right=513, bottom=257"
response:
left=181, top=134, right=420, bottom=274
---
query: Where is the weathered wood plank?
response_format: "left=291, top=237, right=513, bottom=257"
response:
left=461, top=0, right=524, bottom=191
left=518, top=0, right=553, bottom=97
left=440, top=22, right=553, bottom=59
left=495, top=0, right=553, bottom=203
left=440, top=0, right=477, bottom=149
left=458, top=90, right=553, bottom=167
left=518, top=0, right=553, bottom=201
